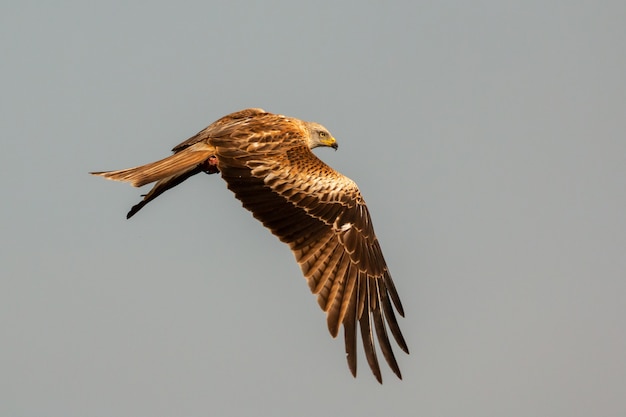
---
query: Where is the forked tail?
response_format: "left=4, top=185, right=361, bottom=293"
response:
left=91, top=143, right=215, bottom=187
left=91, top=143, right=217, bottom=218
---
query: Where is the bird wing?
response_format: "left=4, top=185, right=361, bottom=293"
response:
left=211, top=120, right=408, bottom=383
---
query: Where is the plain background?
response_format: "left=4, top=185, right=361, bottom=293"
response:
left=2, top=1, right=625, bottom=416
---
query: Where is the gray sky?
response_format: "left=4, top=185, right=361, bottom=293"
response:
left=2, top=1, right=625, bottom=416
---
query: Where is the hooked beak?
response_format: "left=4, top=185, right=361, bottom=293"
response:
left=322, top=136, right=338, bottom=150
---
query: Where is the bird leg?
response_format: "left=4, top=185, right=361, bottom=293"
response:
left=200, top=155, right=219, bottom=174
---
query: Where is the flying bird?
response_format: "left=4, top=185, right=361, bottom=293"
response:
left=91, top=108, right=408, bottom=383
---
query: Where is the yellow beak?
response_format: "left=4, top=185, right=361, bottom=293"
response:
left=321, top=136, right=338, bottom=150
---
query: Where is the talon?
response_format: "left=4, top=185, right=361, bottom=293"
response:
left=201, top=155, right=220, bottom=174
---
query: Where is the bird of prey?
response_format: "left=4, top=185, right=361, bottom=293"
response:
left=91, top=108, right=408, bottom=383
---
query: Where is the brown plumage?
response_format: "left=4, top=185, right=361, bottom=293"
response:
left=91, top=108, right=408, bottom=383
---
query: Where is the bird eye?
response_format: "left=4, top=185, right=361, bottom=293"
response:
left=319, top=131, right=327, bottom=137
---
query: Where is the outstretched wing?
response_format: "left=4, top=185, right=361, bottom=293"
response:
left=211, top=121, right=408, bottom=383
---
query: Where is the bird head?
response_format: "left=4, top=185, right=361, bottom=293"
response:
left=305, top=122, right=338, bottom=150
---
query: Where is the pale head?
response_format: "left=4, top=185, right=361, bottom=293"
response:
left=304, top=121, right=338, bottom=150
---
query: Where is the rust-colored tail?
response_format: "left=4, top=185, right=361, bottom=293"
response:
left=91, top=142, right=217, bottom=218
left=91, top=143, right=215, bottom=187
